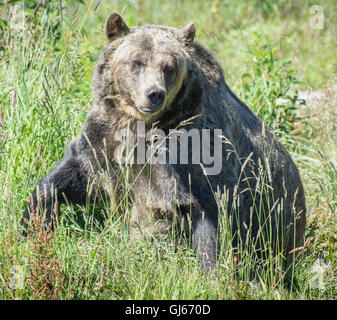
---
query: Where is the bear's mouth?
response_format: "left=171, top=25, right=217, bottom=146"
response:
left=138, top=105, right=162, bottom=114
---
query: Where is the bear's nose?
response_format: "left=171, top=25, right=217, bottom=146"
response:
left=146, top=87, right=166, bottom=108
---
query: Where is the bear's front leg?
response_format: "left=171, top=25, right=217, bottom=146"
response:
left=21, top=142, right=89, bottom=231
left=191, top=211, right=219, bottom=270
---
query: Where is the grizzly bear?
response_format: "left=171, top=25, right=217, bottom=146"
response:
left=22, top=13, right=306, bottom=271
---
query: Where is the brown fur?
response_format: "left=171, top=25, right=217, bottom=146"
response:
left=22, top=14, right=306, bottom=273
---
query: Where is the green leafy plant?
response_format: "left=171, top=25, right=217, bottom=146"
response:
left=239, top=32, right=303, bottom=140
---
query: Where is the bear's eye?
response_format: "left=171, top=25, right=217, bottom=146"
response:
left=131, top=60, right=143, bottom=72
left=164, top=65, right=176, bottom=79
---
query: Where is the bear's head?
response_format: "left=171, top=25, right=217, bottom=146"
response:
left=94, top=13, right=197, bottom=122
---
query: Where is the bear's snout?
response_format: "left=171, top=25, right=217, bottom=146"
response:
left=138, top=87, right=166, bottom=114
left=147, top=87, right=166, bottom=107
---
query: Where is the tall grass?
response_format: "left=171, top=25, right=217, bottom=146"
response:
left=0, top=0, right=336, bottom=299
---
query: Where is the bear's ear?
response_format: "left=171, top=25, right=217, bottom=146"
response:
left=106, top=13, right=129, bottom=40
left=179, top=22, right=196, bottom=46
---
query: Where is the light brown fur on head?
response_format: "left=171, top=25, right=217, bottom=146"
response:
left=92, top=14, right=196, bottom=125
